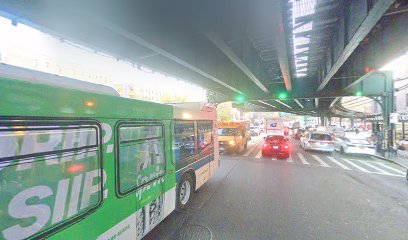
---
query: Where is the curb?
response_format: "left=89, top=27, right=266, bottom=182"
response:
left=372, top=155, right=408, bottom=169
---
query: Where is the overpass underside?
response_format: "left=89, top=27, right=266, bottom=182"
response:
left=0, top=0, right=407, bottom=116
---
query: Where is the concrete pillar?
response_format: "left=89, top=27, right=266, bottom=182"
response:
left=320, top=116, right=325, bottom=126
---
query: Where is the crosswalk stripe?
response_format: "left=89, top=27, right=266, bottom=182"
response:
left=287, top=156, right=293, bottom=163
left=311, top=155, right=330, bottom=167
left=255, top=150, right=262, bottom=159
left=243, top=139, right=262, bottom=157
left=327, top=157, right=350, bottom=170
left=358, top=161, right=390, bottom=174
left=297, top=153, right=309, bottom=165
left=373, top=162, right=406, bottom=175
left=342, top=159, right=371, bottom=173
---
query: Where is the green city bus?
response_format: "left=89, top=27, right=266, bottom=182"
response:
left=0, top=65, right=219, bottom=239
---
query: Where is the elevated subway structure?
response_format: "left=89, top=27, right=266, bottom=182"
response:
left=0, top=0, right=407, bottom=119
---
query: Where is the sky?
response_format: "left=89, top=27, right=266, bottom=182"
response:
left=0, top=15, right=206, bottom=101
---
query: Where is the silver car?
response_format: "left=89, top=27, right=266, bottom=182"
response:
left=301, top=132, right=335, bottom=152
left=334, top=137, right=376, bottom=155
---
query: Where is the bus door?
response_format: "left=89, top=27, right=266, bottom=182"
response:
left=196, top=121, right=214, bottom=184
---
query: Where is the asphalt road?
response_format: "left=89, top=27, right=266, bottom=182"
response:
left=144, top=136, right=408, bottom=240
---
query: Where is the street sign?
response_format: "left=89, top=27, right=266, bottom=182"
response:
left=399, top=113, right=408, bottom=122
left=390, top=113, right=399, bottom=124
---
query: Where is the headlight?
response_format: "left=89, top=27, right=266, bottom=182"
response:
left=229, top=140, right=236, bottom=145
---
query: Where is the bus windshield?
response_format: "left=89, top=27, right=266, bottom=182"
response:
left=218, top=128, right=238, bottom=136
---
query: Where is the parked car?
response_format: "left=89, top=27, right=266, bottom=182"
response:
left=334, top=137, right=376, bottom=155
left=300, top=132, right=334, bottom=152
left=262, top=135, right=290, bottom=158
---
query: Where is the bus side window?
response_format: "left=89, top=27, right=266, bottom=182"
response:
left=0, top=121, right=103, bottom=240
left=117, top=124, right=165, bottom=195
left=197, top=121, right=213, bottom=155
left=174, top=121, right=196, bottom=169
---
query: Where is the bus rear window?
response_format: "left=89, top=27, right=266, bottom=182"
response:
left=0, top=122, right=103, bottom=240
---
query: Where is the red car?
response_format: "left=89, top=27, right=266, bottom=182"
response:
left=262, top=135, right=290, bottom=158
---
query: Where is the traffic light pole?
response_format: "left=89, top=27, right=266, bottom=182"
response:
left=379, top=74, right=395, bottom=157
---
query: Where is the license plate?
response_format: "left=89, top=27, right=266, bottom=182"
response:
left=273, top=146, right=279, bottom=149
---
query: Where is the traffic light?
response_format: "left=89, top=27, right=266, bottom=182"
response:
left=356, top=91, right=363, bottom=97
left=278, top=92, right=287, bottom=100
left=235, top=95, right=245, bottom=103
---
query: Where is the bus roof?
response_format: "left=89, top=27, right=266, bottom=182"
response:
left=172, top=104, right=216, bottom=121
left=0, top=63, right=119, bottom=97
left=1, top=71, right=173, bottom=120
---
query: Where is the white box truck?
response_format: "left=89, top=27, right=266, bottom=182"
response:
left=265, top=118, right=286, bottom=136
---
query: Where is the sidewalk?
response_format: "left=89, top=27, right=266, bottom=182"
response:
left=374, top=150, right=408, bottom=169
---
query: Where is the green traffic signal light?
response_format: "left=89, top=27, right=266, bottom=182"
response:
left=235, top=95, right=245, bottom=103
left=356, top=91, right=363, bottom=97
left=278, top=92, right=287, bottom=100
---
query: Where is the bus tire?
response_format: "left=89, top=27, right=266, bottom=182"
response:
left=176, top=174, right=194, bottom=210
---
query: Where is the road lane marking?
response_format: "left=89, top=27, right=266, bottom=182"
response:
left=255, top=150, right=262, bottom=159
left=327, top=157, right=350, bottom=170
left=373, top=162, right=406, bottom=175
left=342, top=159, right=371, bottom=173
left=297, top=153, right=309, bottom=165
left=271, top=157, right=277, bottom=161
left=311, top=155, right=330, bottom=167
left=287, top=156, right=293, bottom=163
left=358, top=161, right=390, bottom=174
left=243, top=138, right=262, bottom=157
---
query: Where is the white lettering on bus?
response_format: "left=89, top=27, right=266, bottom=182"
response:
left=17, top=132, right=62, bottom=170
left=52, top=178, right=70, bottom=224
left=2, top=186, right=53, bottom=240
left=2, top=170, right=107, bottom=240
left=81, top=169, right=107, bottom=210
left=102, top=123, right=112, bottom=144
left=102, top=123, right=113, bottom=154
left=0, top=133, right=16, bottom=171
left=67, top=173, right=83, bottom=218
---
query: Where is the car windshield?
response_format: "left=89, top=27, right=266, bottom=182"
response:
left=311, top=133, right=332, bottom=141
left=266, top=135, right=285, bottom=143
left=218, top=128, right=238, bottom=136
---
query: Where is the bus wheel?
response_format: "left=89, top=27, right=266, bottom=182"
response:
left=177, top=174, right=193, bottom=210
